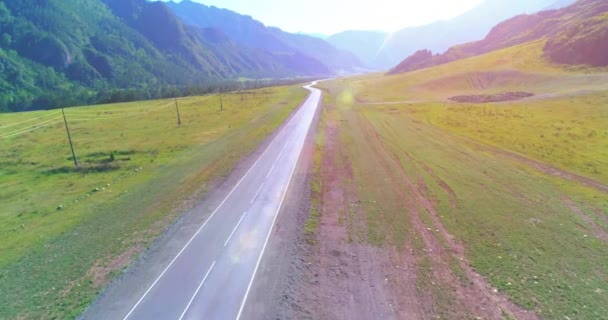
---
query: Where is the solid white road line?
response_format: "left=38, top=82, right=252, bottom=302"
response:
left=251, top=183, right=264, bottom=205
left=122, top=110, right=288, bottom=320
left=177, top=261, right=217, bottom=320
left=224, top=211, right=248, bottom=247
left=235, top=88, right=319, bottom=320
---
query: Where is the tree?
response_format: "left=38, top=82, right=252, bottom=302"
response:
left=2, top=33, right=12, bottom=48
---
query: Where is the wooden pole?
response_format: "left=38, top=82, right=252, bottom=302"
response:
left=174, top=97, right=181, bottom=127
left=61, top=107, right=78, bottom=168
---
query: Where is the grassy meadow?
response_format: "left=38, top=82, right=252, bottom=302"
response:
left=311, top=40, right=608, bottom=319
left=0, top=86, right=307, bottom=319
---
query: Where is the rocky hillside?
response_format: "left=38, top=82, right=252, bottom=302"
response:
left=389, top=0, right=608, bottom=75
left=340, top=0, right=574, bottom=69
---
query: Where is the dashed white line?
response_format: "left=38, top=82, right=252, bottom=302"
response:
left=224, top=211, right=248, bottom=247
left=177, top=261, right=216, bottom=320
left=120, top=81, right=320, bottom=320
left=266, top=142, right=290, bottom=178
left=251, top=183, right=264, bottom=204
left=276, top=141, right=289, bottom=161
left=266, top=162, right=276, bottom=178
left=122, top=109, right=288, bottom=320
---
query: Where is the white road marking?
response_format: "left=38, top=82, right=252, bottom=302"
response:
left=177, top=261, right=216, bottom=320
left=266, top=163, right=276, bottom=178
left=235, top=86, right=320, bottom=320
left=276, top=141, right=289, bottom=162
left=122, top=114, right=288, bottom=320
left=251, top=183, right=264, bottom=204
left=224, top=211, right=248, bottom=247
left=266, top=142, right=290, bottom=178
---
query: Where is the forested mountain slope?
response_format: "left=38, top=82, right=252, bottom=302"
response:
left=0, top=0, right=329, bottom=112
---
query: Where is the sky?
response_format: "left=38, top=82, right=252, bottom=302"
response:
left=166, top=0, right=486, bottom=35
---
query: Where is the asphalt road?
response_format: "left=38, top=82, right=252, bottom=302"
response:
left=83, top=82, right=321, bottom=320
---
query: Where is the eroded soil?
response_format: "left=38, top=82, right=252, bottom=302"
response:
left=297, top=103, right=540, bottom=320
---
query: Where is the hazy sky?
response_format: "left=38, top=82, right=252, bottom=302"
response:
left=167, top=0, right=486, bottom=34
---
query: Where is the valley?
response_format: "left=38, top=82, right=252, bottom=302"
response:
left=1, top=0, right=607, bottom=319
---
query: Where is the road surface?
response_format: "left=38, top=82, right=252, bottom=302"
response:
left=82, top=82, right=322, bottom=320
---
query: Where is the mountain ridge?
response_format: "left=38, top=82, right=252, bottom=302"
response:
left=388, top=0, right=608, bottom=74
left=165, top=0, right=363, bottom=73
left=327, top=0, right=577, bottom=69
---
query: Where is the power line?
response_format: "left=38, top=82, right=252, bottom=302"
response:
left=0, top=111, right=61, bottom=129
left=65, top=104, right=170, bottom=121
left=64, top=102, right=172, bottom=116
left=0, top=116, right=63, bottom=137
left=0, top=119, right=63, bottom=139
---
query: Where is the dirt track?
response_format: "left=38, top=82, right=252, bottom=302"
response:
left=289, top=102, right=543, bottom=320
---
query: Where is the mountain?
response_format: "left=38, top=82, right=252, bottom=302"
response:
left=165, top=0, right=362, bottom=73
left=545, top=0, right=580, bottom=9
left=326, top=31, right=388, bottom=70
left=297, top=32, right=329, bottom=40
left=0, top=0, right=329, bottom=112
left=388, top=0, right=608, bottom=74
left=332, top=0, right=577, bottom=69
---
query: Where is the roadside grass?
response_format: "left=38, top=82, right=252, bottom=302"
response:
left=406, top=91, right=608, bottom=186
left=0, top=86, right=307, bottom=319
left=305, top=91, right=334, bottom=240
left=362, top=107, right=608, bottom=318
left=304, top=110, right=325, bottom=238
left=315, top=50, right=608, bottom=318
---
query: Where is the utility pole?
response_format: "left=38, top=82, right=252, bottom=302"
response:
left=219, top=89, right=223, bottom=111
left=174, top=97, right=181, bottom=127
left=61, top=107, right=78, bottom=168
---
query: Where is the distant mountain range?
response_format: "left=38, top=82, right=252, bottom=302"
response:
left=165, top=0, right=362, bottom=73
left=388, top=0, right=608, bottom=74
left=327, top=0, right=577, bottom=70
left=326, top=31, right=389, bottom=70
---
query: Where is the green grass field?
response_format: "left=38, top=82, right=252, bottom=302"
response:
left=311, top=41, right=608, bottom=319
left=410, top=92, right=608, bottom=183
left=0, top=86, right=307, bottom=319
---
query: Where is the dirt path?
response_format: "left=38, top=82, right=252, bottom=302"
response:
left=296, top=102, right=541, bottom=319
left=563, top=196, right=608, bottom=243
left=300, top=115, right=398, bottom=320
